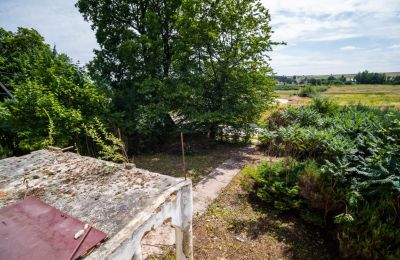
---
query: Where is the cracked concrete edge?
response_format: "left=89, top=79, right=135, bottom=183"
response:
left=191, top=147, right=258, bottom=216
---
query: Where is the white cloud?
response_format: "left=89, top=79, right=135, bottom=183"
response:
left=340, top=45, right=361, bottom=51
left=309, top=33, right=361, bottom=42
left=263, top=0, right=400, bottom=74
left=0, top=0, right=399, bottom=74
left=264, top=0, right=399, bottom=16
left=0, top=0, right=98, bottom=65
left=270, top=46, right=400, bottom=75
left=264, top=0, right=400, bottom=44
left=271, top=14, right=356, bottom=42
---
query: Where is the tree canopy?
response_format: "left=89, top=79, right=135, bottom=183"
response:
left=0, top=28, right=124, bottom=160
left=77, top=0, right=277, bottom=145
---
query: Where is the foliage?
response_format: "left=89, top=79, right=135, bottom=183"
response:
left=355, top=70, right=386, bottom=84
left=309, top=96, right=339, bottom=114
left=0, top=28, right=124, bottom=161
left=275, top=75, right=297, bottom=85
left=389, top=75, right=400, bottom=85
left=298, top=85, right=329, bottom=97
left=76, top=0, right=277, bottom=145
left=83, top=118, right=127, bottom=162
left=273, top=84, right=300, bottom=90
left=245, top=158, right=320, bottom=211
left=256, top=100, right=400, bottom=259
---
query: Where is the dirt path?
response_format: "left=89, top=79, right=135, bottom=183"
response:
left=143, top=146, right=332, bottom=259
left=193, top=173, right=331, bottom=259
left=193, top=146, right=275, bottom=215
left=142, top=146, right=273, bottom=258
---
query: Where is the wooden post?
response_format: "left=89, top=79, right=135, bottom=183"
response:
left=180, top=131, right=186, bottom=180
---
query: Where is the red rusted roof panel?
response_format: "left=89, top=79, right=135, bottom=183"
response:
left=0, top=196, right=107, bottom=260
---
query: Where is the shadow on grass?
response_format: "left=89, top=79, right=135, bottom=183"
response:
left=227, top=192, right=339, bottom=259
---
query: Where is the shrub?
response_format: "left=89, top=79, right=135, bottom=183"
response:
left=273, top=84, right=300, bottom=90
left=246, top=158, right=321, bottom=211
left=257, top=103, right=400, bottom=259
left=310, top=97, right=339, bottom=115
left=298, top=85, right=329, bottom=97
left=266, top=106, right=322, bottom=131
left=298, top=85, right=318, bottom=97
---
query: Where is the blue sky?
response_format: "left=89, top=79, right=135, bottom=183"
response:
left=1, top=0, right=399, bottom=75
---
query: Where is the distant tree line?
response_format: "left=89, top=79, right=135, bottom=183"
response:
left=354, top=70, right=400, bottom=84
left=276, top=70, right=400, bottom=86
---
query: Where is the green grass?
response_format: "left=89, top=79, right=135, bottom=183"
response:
left=322, top=93, right=400, bottom=108
left=324, top=84, right=400, bottom=94
left=322, top=84, right=400, bottom=108
left=275, top=84, right=400, bottom=109
left=134, top=144, right=240, bottom=183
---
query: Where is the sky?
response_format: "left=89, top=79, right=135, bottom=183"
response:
left=0, top=0, right=399, bottom=76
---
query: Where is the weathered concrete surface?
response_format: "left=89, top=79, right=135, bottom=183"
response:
left=142, top=146, right=274, bottom=258
left=193, top=146, right=273, bottom=215
left=0, top=150, right=193, bottom=260
left=192, top=157, right=246, bottom=215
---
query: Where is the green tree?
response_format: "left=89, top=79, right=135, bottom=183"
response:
left=390, top=75, right=400, bottom=85
left=0, top=28, right=123, bottom=160
left=176, top=0, right=277, bottom=137
left=77, top=0, right=277, bottom=143
left=77, top=0, right=183, bottom=148
left=354, top=70, right=386, bottom=84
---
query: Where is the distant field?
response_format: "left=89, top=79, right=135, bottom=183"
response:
left=294, top=72, right=400, bottom=80
left=275, top=84, right=400, bottom=108
left=325, top=84, right=400, bottom=94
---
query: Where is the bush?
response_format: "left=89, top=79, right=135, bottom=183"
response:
left=246, top=158, right=305, bottom=211
left=273, top=84, right=300, bottom=90
left=257, top=103, right=400, bottom=259
left=298, top=85, right=329, bottom=97
left=298, top=86, right=318, bottom=97
left=310, top=97, right=339, bottom=115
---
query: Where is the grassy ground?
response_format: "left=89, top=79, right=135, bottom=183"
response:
left=134, top=144, right=241, bottom=183
left=191, top=172, right=332, bottom=259
left=323, top=85, right=400, bottom=108
left=276, top=84, right=400, bottom=108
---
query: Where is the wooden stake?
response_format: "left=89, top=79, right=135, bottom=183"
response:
left=180, top=131, right=186, bottom=180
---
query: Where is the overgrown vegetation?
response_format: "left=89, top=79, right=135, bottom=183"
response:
left=0, top=0, right=277, bottom=158
left=249, top=98, right=400, bottom=259
left=191, top=173, right=331, bottom=259
left=298, top=85, right=329, bottom=97
left=0, top=28, right=127, bottom=160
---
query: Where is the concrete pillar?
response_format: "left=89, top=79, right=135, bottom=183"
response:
left=132, top=243, right=142, bottom=260
left=175, top=184, right=193, bottom=260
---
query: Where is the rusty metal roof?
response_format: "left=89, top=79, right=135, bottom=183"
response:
left=0, top=150, right=188, bottom=259
left=0, top=196, right=106, bottom=260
